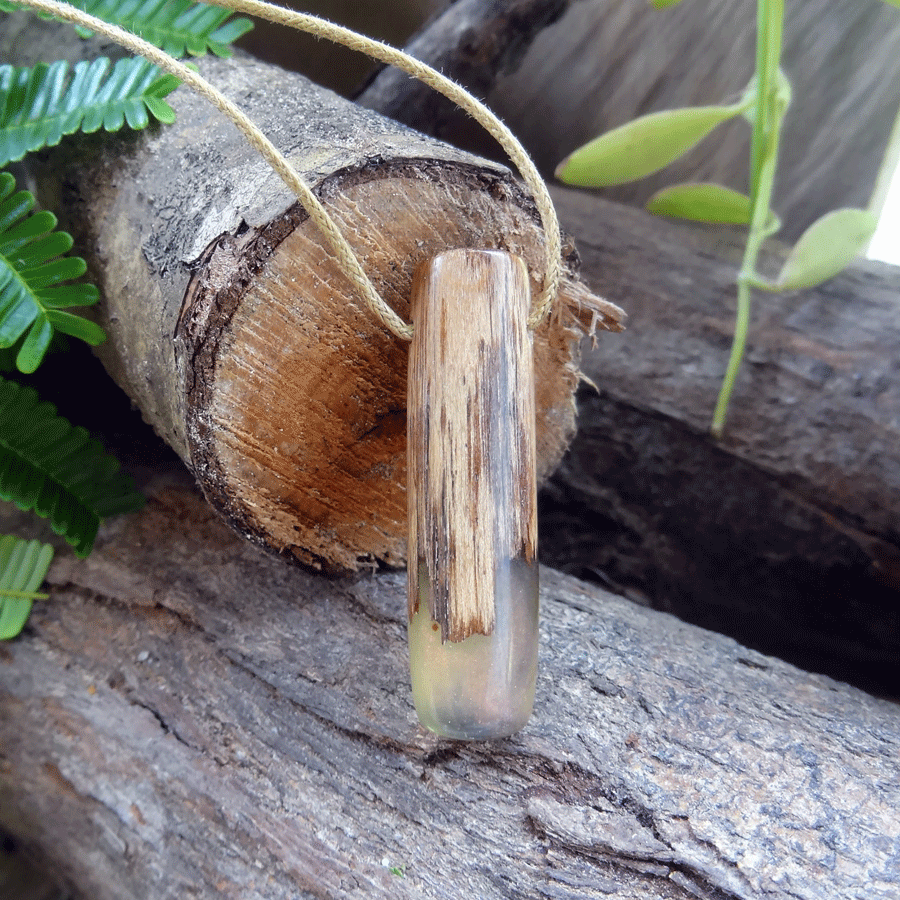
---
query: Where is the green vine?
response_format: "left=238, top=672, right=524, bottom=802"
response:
left=0, top=0, right=251, bottom=638
left=714, top=0, right=785, bottom=438
left=557, top=0, right=888, bottom=437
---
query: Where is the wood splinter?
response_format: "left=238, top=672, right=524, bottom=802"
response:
left=407, top=249, right=539, bottom=740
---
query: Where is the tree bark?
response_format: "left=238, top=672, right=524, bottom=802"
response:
left=1, top=472, right=898, bottom=900
left=543, top=185, right=900, bottom=693
left=14, top=40, right=621, bottom=573
left=360, top=0, right=900, bottom=243
left=356, top=0, right=577, bottom=139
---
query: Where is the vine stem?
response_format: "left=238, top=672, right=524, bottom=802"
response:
left=711, top=0, right=784, bottom=438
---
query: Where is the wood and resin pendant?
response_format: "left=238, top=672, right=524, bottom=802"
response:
left=407, top=249, right=538, bottom=739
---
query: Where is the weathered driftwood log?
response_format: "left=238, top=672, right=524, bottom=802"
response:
left=356, top=0, right=576, bottom=136
left=360, top=0, right=900, bottom=242
left=544, top=185, right=900, bottom=692
left=15, top=41, right=621, bottom=573
left=237, top=0, right=444, bottom=97
left=1, top=473, right=898, bottom=900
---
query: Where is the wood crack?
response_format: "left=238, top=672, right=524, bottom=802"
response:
left=127, top=698, right=197, bottom=752
left=519, top=756, right=756, bottom=900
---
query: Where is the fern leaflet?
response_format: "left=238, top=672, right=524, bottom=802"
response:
left=71, top=0, right=253, bottom=58
left=0, top=534, right=53, bottom=639
left=0, top=57, right=179, bottom=167
left=0, top=375, right=145, bottom=557
left=1, top=0, right=254, bottom=58
left=0, top=170, right=106, bottom=372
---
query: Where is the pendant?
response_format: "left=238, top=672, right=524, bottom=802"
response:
left=407, top=249, right=538, bottom=740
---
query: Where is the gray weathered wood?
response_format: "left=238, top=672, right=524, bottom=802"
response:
left=356, top=0, right=577, bottom=138
left=1, top=473, right=898, bottom=900
left=544, top=185, right=900, bottom=691
left=361, top=0, right=900, bottom=242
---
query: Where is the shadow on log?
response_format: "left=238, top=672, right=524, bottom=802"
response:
left=1, top=474, right=898, bottom=899
left=544, top=186, right=900, bottom=694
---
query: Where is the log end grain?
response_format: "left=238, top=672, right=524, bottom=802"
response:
left=177, top=164, right=622, bottom=572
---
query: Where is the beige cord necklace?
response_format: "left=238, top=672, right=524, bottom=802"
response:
left=18, top=0, right=561, bottom=340
left=16, top=0, right=559, bottom=738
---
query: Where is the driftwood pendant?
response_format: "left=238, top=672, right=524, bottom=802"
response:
left=407, top=249, right=538, bottom=739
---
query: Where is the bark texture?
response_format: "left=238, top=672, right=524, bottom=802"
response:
left=9, top=37, right=621, bottom=573
left=543, top=185, right=900, bottom=692
left=360, top=0, right=900, bottom=242
left=356, top=0, right=576, bottom=138
left=1, top=473, right=898, bottom=900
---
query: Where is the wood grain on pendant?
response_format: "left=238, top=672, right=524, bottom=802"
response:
left=407, top=249, right=537, bottom=643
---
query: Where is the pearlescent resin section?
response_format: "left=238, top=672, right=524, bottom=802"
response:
left=409, top=556, right=539, bottom=739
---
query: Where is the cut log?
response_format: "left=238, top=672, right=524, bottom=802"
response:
left=12, top=38, right=621, bottom=573
left=0, top=474, right=898, bottom=900
left=544, top=185, right=900, bottom=693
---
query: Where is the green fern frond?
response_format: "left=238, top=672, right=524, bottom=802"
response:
left=0, top=170, right=106, bottom=372
left=0, top=57, right=180, bottom=167
left=0, top=534, right=53, bottom=639
left=69, top=0, right=254, bottom=58
left=0, top=0, right=254, bottom=58
left=0, top=375, right=145, bottom=557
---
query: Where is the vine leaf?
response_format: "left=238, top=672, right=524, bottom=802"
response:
left=556, top=104, right=746, bottom=188
left=648, top=183, right=754, bottom=224
left=0, top=0, right=255, bottom=58
left=647, top=182, right=782, bottom=229
left=0, top=375, right=145, bottom=557
left=0, top=170, right=105, bottom=372
left=0, top=58, right=179, bottom=167
left=775, top=208, right=878, bottom=291
left=73, top=0, right=253, bottom=57
left=0, top=534, right=53, bottom=639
